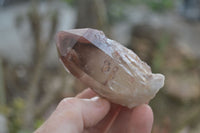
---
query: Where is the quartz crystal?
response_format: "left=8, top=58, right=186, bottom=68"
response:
left=56, top=28, right=165, bottom=108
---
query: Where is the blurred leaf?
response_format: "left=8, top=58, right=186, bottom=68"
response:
left=152, top=51, right=164, bottom=72
left=106, top=0, right=175, bottom=24
left=147, top=0, right=174, bottom=12
left=17, top=130, right=32, bottom=133
left=158, top=34, right=169, bottom=52
left=0, top=105, right=11, bottom=115
left=107, top=2, right=126, bottom=23
left=0, top=58, right=6, bottom=105
left=62, top=0, right=77, bottom=6
left=8, top=97, right=25, bottom=133
left=152, top=34, right=169, bottom=71
left=34, top=119, right=44, bottom=129
left=12, top=97, right=25, bottom=111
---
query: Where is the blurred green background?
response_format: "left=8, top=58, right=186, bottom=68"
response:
left=0, top=0, right=200, bottom=133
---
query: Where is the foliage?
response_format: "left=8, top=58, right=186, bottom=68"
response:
left=124, top=0, right=174, bottom=11
left=145, top=0, right=174, bottom=12
left=62, top=0, right=175, bottom=24
left=1, top=96, right=44, bottom=133
left=8, top=97, right=25, bottom=133
left=152, top=34, right=169, bottom=72
left=106, top=0, right=127, bottom=24
left=62, top=0, right=77, bottom=6
left=106, top=0, right=175, bottom=23
left=34, top=119, right=45, bottom=129
left=0, top=1, right=59, bottom=132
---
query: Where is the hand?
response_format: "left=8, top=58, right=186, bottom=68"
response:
left=34, top=88, right=153, bottom=133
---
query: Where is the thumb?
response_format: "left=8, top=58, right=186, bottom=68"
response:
left=79, top=96, right=111, bottom=127
left=56, top=96, right=110, bottom=130
left=35, top=96, right=110, bottom=133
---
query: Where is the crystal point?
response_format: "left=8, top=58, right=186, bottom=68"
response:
left=56, top=28, right=165, bottom=108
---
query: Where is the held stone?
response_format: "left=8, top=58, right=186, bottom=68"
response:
left=56, top=28, right=165, bottom=108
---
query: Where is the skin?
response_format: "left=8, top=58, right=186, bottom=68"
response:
left=34, top=88, right=153, bottom=133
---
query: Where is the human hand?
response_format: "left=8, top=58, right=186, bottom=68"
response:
left=34, top=88, right=153, bottom=133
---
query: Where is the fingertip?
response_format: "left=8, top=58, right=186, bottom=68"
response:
left=54, top=97, right=111, bottom=131
left=81, top=97, right=111, bottom=127
left=89, top=96, right=110, bottom=109
left=129, top=104, right=154, bottom=133
left=133, top=104, right=153, bottom=121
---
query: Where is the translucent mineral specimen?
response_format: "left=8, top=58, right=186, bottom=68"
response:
left=56, top=28, right=165, bottom=108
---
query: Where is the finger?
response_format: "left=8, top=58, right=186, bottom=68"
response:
left=107, top=105, right=133, bottom=133
left=56, top=97, right=110, bottom=128
left=76, top=88, right=97, bottom=98
left=128, top=104, right=153, bottom=133
left=85, top=103, right=123, bottom=133
left=37, top=97, right=110, bottom=133
left=80, top=97, right=110, bottom=127
left=108, top=104, right=153, bottom=133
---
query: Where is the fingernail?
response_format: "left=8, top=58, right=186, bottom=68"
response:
left=90, top=96, right=100, bottom=101
left=90, top=96, right=110, bottom=108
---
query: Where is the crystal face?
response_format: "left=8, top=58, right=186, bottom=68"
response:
left=56, top=28, right=165, bottom=108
